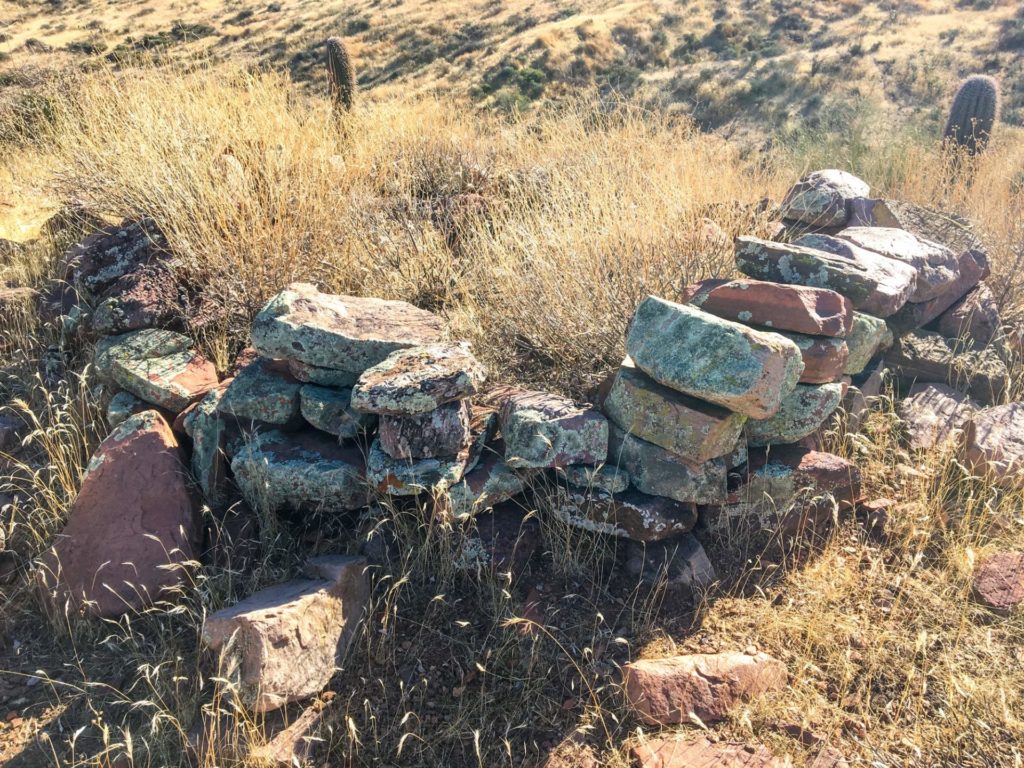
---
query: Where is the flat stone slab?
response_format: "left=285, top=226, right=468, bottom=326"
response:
left=888, top=248, right=989, bottom=332
left=379, top=400, right=471, bottom=459
left=844, top=312, right=893, bottom=375
left=601, top=358, right=746, bottom=463
left=186, top=386, right=230, bottom=503
left=91, top=263, right=182, bottom=335
left=366, top=438, right=468, bottom=496
left=68, top=216, right=167, bottom=297
left=300, top=384, right=375, bottom=440
left=624, top=534, right=716, bottom=612
left=735, top=237, right=880, bottom=309
left=837, top=226, right=960, bottom=303
left=251, top=283, right=444, bottom=372
left=794, top=233, right=917, bottom=317
left=37, top=411, right=201, bottom=617
left=632, top=736, right=788, bottom=768
left=231, top=430, right=369, bottom=513
left=498, top=388, right=608, bottom=469
left=439, top=441, right=532, bottom=519
left=682, top=278, right=852, bottom=337
left=965, top=403, right=1024, bottom=487
left=626, top=295, right=803, bottom=419
left=554, top=488, right=697, bottom=541
left=899, top=383, right=977, bottom=451
left=609, top=425, right=727, bottom=504
left=935, top=283, right=999, bottom=351
left=886, top=330, right=1007, bottom=405
left=350, top=343, right=485, bottom=415
left=218, top=358, right=302, bottom=426
left=849, top=198, right=987, bottom=259
left=623, top=651, right=786, bottom=725
left=560, top=463, right=630, bottom=494
left=287, top=359, right=359, bottom=388
left=973, top=551, right=1024, bottom=614
left=745, top=382, right=844, bottom=447
left=774, top=331, right=848, bottom=384
left=202, top=555, right=368, bottom=713
left=779, top=169, right=869, bottom=227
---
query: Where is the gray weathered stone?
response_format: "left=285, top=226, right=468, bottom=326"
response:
left=886, top=329, right=1007, bottom=405
left=366, top=438, right=468, bottom=496
left=609, top=425, right=727, bottom=504
left=287, top=359, right=360, bottom=388
left=379, top=400, right=471, bottom=459
left=780, top=169, right=869, bottom=227
left=300, top=384, right=375, bottom=439
left=837, top=226, right=960, bottom=303
left=935, top=283, right=1000, bottom=350
left=965, top=403, right=1024, bottom=487
left=560, top=463, right=630, bottom=494
left=745, top=383, right=844, bottom=447
left=106, top=390, right=147, bottom=428
left=554, top=488, right=697, bottom=541
left=218, top=358, right=303, bottom=426
left=498, top=388, right=608, bottom=469
left=849, top=198, right=987, bottom=259
left=439, top=441, right=533, bottom=520
left=887, top=248, right=990, bottom=332
left=186, top=386, right=230, bottom=503
left=844, top=312, right=893, bottom=375
left=899, top=383, right=977, bottom=451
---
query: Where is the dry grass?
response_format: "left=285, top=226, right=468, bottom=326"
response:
left=0, top=61, right=1023, bottom=766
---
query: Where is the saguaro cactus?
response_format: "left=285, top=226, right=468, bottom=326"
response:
left=943, top=75, right=1000, bottom=155
left=326, top=36, right=355, bottom=111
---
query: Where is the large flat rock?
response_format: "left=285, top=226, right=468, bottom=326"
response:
left=626, top=295, right=803, bottom=419
left=886, top=329, right=1007, bottom=405
left=837, top=226, right=960, bottom=303
left=251, top=283, right=444, bottom=372
left=745, top=382, right=844, bottom=447
left=849, top=198, right=987, bottom=258
left=899, top=383, right=977, bottom=451
left=609, top=425, right=727, bottom=504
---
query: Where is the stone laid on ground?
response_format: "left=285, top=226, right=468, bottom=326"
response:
left=886, top=330, right=1007, bottom=405
left=37, top=411, right=201, bottom=618
left=186, top=386, right=230, bottom=503
left=350, top=342, right=485, bottom=415
left=624, top=534, right=716, bottom=611
left=626, top=295, right=804, bottom=419
left=887, top=248, right=990, bottom=332
left=251, top=283, right=444, bottom=373
left=601, top=358, right=746, bottom=463
left=898, top=383, right=977, bottom=451
left=201, top=555, right=368, bottom=713
left=560, top=463, right=630, bottom=494
left=631, top=736, right=788, bottom=768
left=773, top=331, right=848, bottom=384
left=554, top=488, right=698, bottom=542
left=105, top=390, right=148, bottom=427
left=735, top=237, right=881, bottom=309
left=622, top=651, right=787, bottom=725
left=379, top=400, right=471, bottom=459
left=972, top=551, right=1024, bottom=614
left=794, top=233, right=917, bottom=317
left=682, top=278, right=853, bottom=337
left=218, top=358, right=303, bottom=426
left=965, top=403, right=1024, bottom=487
left=836, top=226, right=960, bottom=303
left=844, top=313, right=894, bottom=375
left=91, top=263, right=181, bottom=335
left=934, top=283, right=1000, bottom=350
left=498, top=388, right=608, bottom=469
left=287, top=359, right=360, bottom=388
left=67, top=216, right=167, bottom=297
left=439, top=442, right=532, bottom=519
left=779, top=169, right=869, bottom=227
left=231, top=430, right=369, bottom=512
left=366, top=438, right=468, bottom=496
left=610, top=425, right=727, bottom=504
left=745, top=382, right=844, bottom=447
left=299, top=384, right=375, bottom=440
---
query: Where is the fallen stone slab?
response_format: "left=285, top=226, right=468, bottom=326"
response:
left=366, top=438, right=468, bottom=496
left=90, top=263, right=182, bottom=335
left=735, top=237, right=880, bottom=309
left=682, top=278, right=852, bottom=337
left=439, top=441, right=533, bottom=519
left=626, top=295, right=803, bottom=419
left=745, top=382, right=844, bottom=447
left=350, top=342, right=486, bottom=415
left=898, top=383, right=977, bottom=451
left=36, top=410, right=201, bottom=618
left=455, top=504, right=540, bottom=579
left=601, top=358, right=746, bottom=462
left=935, top=283, right=1000, bottom=351
left=631, top=735, right=788, bottom=768
left=202, top=555, right=368, bottom=712
left=379, top=400, right=471, bottom=459
left=560, top=463, right=630, bottom=494
left=609, top=425, right=727, bottom=504
left=779, top=169, right=869, bottom=227
left=794, top=233, right=917, bottom=317
left=849, top=198, right=987, bottom=259
left=973, top=551, right=1024, bottom=614
left=287, top=359, right=360, bottom=388
left=886, top=329, right=1007, bottom=405
left=300, top=384, right=375, bottom=440
left=554, top=488, right=697, bottom=541
left=498, top=387, right=608, bottom=469
left=887, top=248, right=989, bottom=332
left=844, top=313, right=893, bottom=375
left=67, top=217, right=168, bottom=297
left=231, top=430, right=369, bottom=513
left=773, top=331, right=848, bottom=384
left=837, top=226, right=960, bottom=303
left=218, top=358, right=303, bottom=426
left=251, top=283, right=444, bottom=372
left=624, top=534, right=716, bottom=611
left=965, top=403, right=1024, bottom=487
left=623, top=651, right=787, bottom=725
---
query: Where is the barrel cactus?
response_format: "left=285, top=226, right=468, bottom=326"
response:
left=943, top=75, right=1000, bottom=155
left=326, top=37, right=355, bottom=111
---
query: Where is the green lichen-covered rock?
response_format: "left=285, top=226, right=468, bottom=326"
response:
left=560, top=463, right=630, bottom=494
left=499, top=388, right=609, bottom=469
left=745, top=382, right=844, bottom=447
left=231, top=430, right=369, bottom=513
left=186, top=386, right=228, bottom=503
left=735, top=237, right=881, bottom=308
left=106, top=390, right=147, bottom=428
left=251, top=283, right=445, bottom=372
left=625, top=296, right=803, bottom=420
left=379, top=401, right=471, bottom=460
left=287, top=359, right=360, bottom=388
left=94, top=328, right=192, bottom=383
left=300, top=385, right=376, bottom=440
left=844, top=313, right=893, bottom=375
left=439, top=441, right=533, bottom=520
left=553, top=488, right=698, bottom=542
left=779, top=169, right=869, bottom=227
left=366, top=438, right=468, bottom=496
left=218, top=358, right=303, bottom=426
left=608, top=425, right=727, bottom=505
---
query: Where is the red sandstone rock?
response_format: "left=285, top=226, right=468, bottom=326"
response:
left=631, top=736, right=789, bottom=768
left=898, top=383, right=976, bottom=451
left=973, top=551, right=1024, bottom=614
left=965, top=403, right=1024, bottom=487
left=623, top=651, right=787, bottom=725
left=36, top=410, right=201, bottom=617
left=935, top=283, right=1000, bottom=350
left=379, top=400, right=472, bottom=459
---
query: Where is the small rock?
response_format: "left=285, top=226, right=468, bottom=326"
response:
left=780, top=169, right=870, bottom=227
left=498, top=387, right=608, bottom=469
left=218, top=358, right=303, bottom=426
left=105, top=390, right=148, bottom=428
left=837, top=226, right=960, bottom=303
left=886, top=329, right=1007, bottom=405
left=455, top=504, right=540, bottom=579
left=773, top=331, right=848, bottom=384
left=554, top=488, right=697, bottom=541
left=379, top=400, right=471, bottom=459
left=622, top=651, right=787, bottom=725
left=631, top=735, right=787, bottom=768
left=300, top=384, right=376, bottom=440
left=745, top=382, right=844, bottom=447
left=90, top=263, right=181, bottom=335
left=366, top=438, right=468, bottom=496
left=187, top=386, right=230, bottom=503
left=560, top=463, right=630, bottom=494
left=609, top=425, right=727, bottom=504
left=888, top=248, right=990, bottom=332
left=350, top=342, right=486, bottom=415
left=626, top=295, right=803, bottom=419
left=934, top=283, right=1000, bottom=350
left=965, top=403, right=1024, bottom=487
left=972, top=551, right=1024, bottom=614
left=898, top=383, right=977, bottom=451
left=438, top=441, right=533, bottom=520
left=68, top=217, right=167, bottom=297
left=844, top=313, right=893, bottom=375
left=624, top=534, right=716, bottom=611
